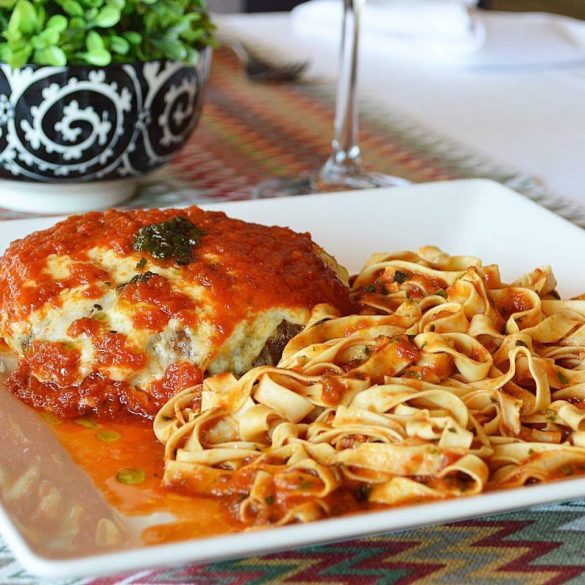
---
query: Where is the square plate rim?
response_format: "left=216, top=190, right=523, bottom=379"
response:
left=2, top=178, right=585, bottom=579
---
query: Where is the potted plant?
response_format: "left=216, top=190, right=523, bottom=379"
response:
left=0, top=0, right=215, bottom=213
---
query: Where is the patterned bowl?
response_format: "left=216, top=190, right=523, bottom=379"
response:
left=0, top=49, right=211, bottom=213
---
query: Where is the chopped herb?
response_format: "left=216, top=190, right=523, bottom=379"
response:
left=394, top=270, right=410, bottom=284
left=405, top=369, right=425, bottom=381
left=74, top=416, right=99, bottom=429
left=435, top=289, right=448, bottom=298
left=420, top=342, right=427, bottom=350
left=135, top=258, right=147, bottom=270
left=93, top=304, right=103, bottom=311
left=264, top=495, right=275, bottom=505
left=528, top=448, right=535, bottom=456
left=117, top=271, right=158, bottom=291
left=557, top=369, right=570, bottom=385
left=129, top=271, right=157, bottom=285
left=380, top=284, right=389, bottom=295
left=363, top=284, right=377, bottom=293
left=355, top=483, right=371, bottom=502
left=40, top=412, right=62, bottom=426
left=430, top=324, right=436, bottom=332
left=116, top=468, right=146, bottom=485
left=448, top=427, right=457, bottom=433
left=544, top=409, right=557, bottom=423
left=133, top=216, right=205, bottom=265
left=96, top=430, right=121, bottom=443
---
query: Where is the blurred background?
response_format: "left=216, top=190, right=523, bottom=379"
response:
left=208, top=0, right=585, bottom=18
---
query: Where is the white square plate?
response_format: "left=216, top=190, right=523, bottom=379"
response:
left=2, top=179, right=585, bottom=579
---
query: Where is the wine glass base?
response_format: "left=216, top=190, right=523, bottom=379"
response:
left=252, top=177, right=315, bottom=199
left=252, top=172, right=409, bottom=199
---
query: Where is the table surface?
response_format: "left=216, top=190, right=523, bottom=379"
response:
left=3, top=12, right=585, bottom=585
left=220, top=11, right=585, bottom=207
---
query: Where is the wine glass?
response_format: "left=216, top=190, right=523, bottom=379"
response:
left=253, top=0, right=408, bottom=199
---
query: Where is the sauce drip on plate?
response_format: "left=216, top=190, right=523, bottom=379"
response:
left=48, top=417, right=242, bottom=544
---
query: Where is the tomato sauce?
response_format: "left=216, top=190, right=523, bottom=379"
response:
left=0, top=207, right=351, bottom=323
left=27, top=341, right=81, bottom=386
left=120, top=274, right=196, bottom=329
left=48, top=417, right=241, bottom=544
left=0, top=207, right=352, bottom=420
left=149, top=363, right=203, bottom=404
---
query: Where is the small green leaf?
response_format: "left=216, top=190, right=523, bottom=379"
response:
left=96, top=429, right=121, bottom=442
left=35, top=28, right=60, bottom=48
left=93, top=5, right=120, bottom=27
left=86, top=30, right=104, bottom=52
left=46, top=14, right=68, bottom=32
left=116, top=468, right=146, bottom=485
left=68, top=15, right=86, bottom=29
left=0, top=44, right=11, bottom=62
left=153, top=37, right=187, bottom=61
left=7, top=46, right=32, bottom=68
left=40, top=411, right=62, bottom=426
left=34, top=46, right=67, bottom=66
left=75, top=416, right=100, bottom=429
left=81, top=48, right=111, bottom=66
left=61, top=0, right=84, bottom=17
left=109, top=35, right=129, bottom=55
left=122, top=31, right=141, bottom=45
left=8, top=0, right=38, bottom=35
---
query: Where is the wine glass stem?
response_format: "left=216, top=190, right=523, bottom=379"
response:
left=320, top=0, right=364, bottom=181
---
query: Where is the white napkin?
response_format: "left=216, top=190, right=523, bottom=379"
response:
left=291, top=0, right=484, bottom=63
left=470, top=11, right=585, bottom=68
left=292, top=0, right=585, bottom=68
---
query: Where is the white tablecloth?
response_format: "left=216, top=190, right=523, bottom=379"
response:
left=218, top=11, right=585, bottom=206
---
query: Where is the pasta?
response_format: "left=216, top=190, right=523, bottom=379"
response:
left=154, top=246, right=585, bottom=527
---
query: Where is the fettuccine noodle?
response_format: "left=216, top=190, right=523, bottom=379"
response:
left=154, top=246, right=585, bottom=527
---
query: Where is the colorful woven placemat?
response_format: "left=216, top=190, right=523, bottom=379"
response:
left=3, top=49, right=585, bottom=585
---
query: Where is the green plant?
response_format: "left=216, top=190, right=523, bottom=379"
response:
left=0, top=0, right=215, bottom=67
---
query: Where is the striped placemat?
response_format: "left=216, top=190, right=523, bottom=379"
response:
left=2, top=49, right=585, bottom=585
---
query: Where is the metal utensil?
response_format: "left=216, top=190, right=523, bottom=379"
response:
left=218, top=35, right=309, bottom=82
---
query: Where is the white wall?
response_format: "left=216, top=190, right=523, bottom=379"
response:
left=207, top=0, right=244, bottom=12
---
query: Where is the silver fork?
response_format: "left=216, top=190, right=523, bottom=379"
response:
left=217, top=35, right=309, bottom=82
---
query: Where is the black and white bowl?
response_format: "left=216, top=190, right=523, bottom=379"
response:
left=0, top=49, right=211, bottom=213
